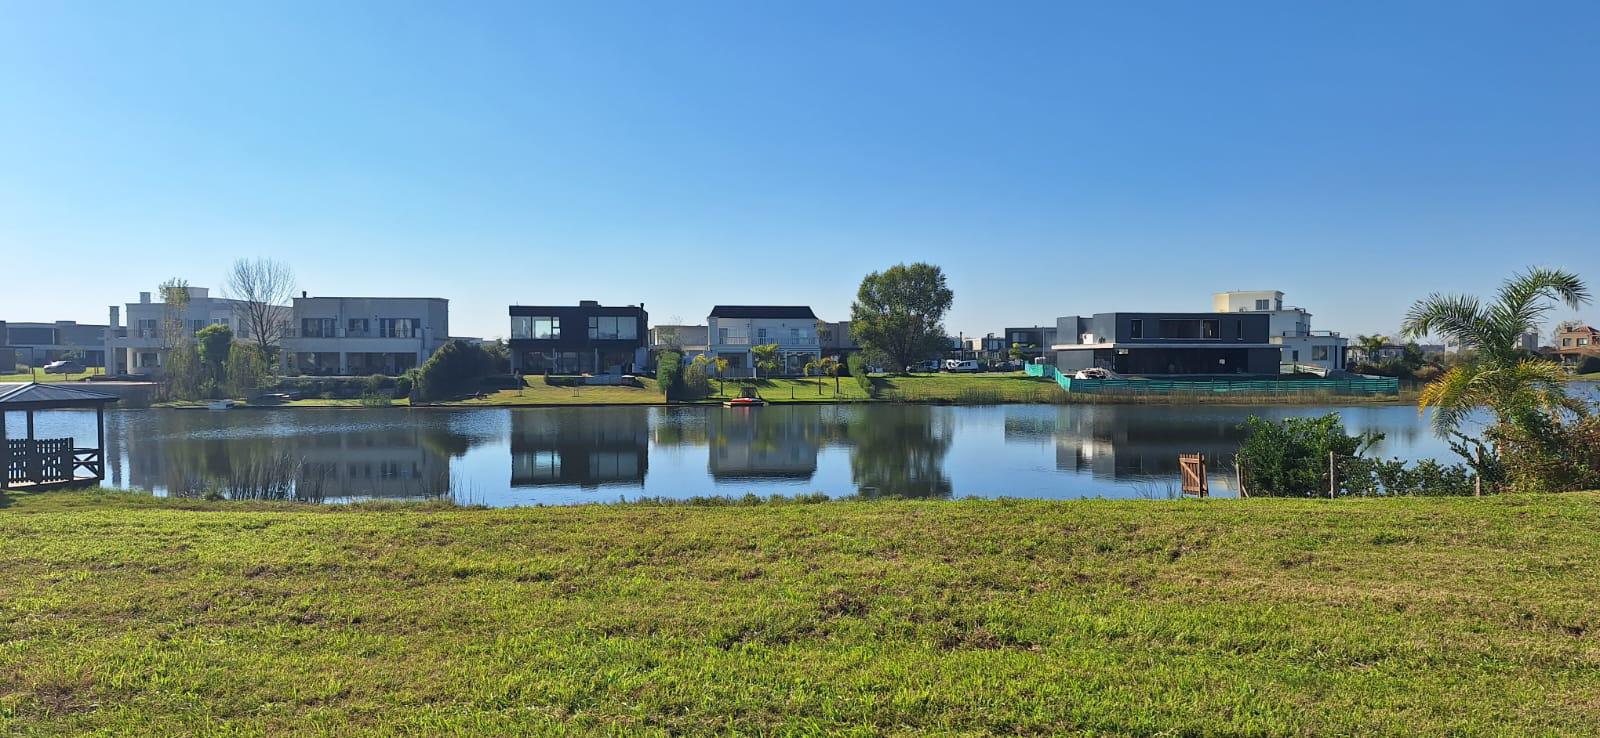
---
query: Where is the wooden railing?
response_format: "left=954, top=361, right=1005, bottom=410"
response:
left=3, top=438, right=101, bottom=487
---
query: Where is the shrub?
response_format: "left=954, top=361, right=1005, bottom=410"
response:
left=414, top=340, right=497, bottom=402
left=1488, top=413, right=1600, bottom=494
left=1237, top=414, right=1382, bottom=497
left=657, top=351, right=683, bottom=400
left=1577, top=355, right=1600, bottom=375
left=847, top=353, right=872, bottom=395
left=684, top=355, right=713, bottom=396
left=393, top=369, right=419, bottom=399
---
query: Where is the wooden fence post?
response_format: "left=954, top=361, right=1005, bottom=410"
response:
left=1329, top=451, right=1337, bottom=499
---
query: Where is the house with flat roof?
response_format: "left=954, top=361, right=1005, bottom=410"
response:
left=105, top=287, right=252, bottom=375
left=107, top=287, right=453, bottom=376
left=707, top=305, right=821, bottom=377
left=0, top=320, right=109, bottom=368
left=282, top=294, right=450, bottom=375
left=1004, top=325, right=1059, bottom=363
left=508, top=301, right=648, bottom=375
left=1212, top=290, right=1348, bottom=372
left=1051, top=312, right=1279, bottom=375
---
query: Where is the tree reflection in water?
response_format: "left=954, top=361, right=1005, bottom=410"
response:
left=845, top=405, right=953, bottom=499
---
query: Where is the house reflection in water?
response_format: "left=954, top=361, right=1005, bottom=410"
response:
left=121, top=412, right=456, bottom=501
left=509, top=407, right=648, bottom=488
left=706, top=406, right=832, bottom=482
left=1005, top=406, right=1245, bottom=482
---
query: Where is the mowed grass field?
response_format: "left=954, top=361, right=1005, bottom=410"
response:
left=2, top=491, right=1599, bottom=735
left=0, top=367, right=105, bottom=383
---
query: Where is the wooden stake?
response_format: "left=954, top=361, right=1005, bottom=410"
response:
left=1328, top=451, right=1337, bottom=499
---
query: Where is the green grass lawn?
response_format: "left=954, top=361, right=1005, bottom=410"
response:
left=446, top=376, right=665, bottom=406
left=2, top=490, right=1598, bottom=735
left=0, top=366, right=105, bottom=383
left=701, top=371, right=1065, bottom=404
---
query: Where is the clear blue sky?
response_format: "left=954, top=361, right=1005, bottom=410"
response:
left=3, top=1, right=1598, bottom=341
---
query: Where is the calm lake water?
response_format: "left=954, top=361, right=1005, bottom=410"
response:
left=7, top=402, right=1485, bottom=505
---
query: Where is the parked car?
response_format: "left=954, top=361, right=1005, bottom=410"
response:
left=1073, top=367, right=1116, bottom=380
left=906, top=360, right=941, bottom=373
left=943, top=359, right=981, bottom=373
left=42, top=360, right=86, bottom=374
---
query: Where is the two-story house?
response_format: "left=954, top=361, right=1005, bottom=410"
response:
left=105, top=287, right=252, bottom=375
left=281, top=294, right=450, bottom=375
left=1051, top=312, right=1278, bottom=375
left=707, top=306, right=821, bottom=377
left=509, top=301, right=648, bottom=375
left=1556, top=324, right=1600, bottom=364
left=1004, top=325, right=1059, bottom=363
left=1212, top=290, right=1348, bottom=372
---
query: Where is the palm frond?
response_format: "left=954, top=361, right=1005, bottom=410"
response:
left=1401, top=293, right=1487, bottom=345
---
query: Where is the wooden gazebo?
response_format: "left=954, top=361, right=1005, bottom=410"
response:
left=0, top=382, right=120, bottom=490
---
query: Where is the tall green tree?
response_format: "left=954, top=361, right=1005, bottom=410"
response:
left=1354, top=334, right=1389, bottom=364
left=850, top=263, right=954, bottom=373
left=196, top=324, right=233, bottom=382
left=1402, top=267, right=1591, bottom=436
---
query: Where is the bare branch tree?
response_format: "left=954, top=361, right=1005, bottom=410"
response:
left=224, top=258, right=296, bottom=366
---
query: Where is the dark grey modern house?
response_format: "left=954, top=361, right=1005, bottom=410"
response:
left=508, top=301, right=648, bottom=375
left=1003, top=325, right=1058, bottom=362
left=0, top=320, right=109, bottom=368
left=1051, top=312, right=1278, bottom=375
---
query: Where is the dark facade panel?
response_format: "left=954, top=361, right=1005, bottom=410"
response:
left=508, top=302, right=647, bottom=374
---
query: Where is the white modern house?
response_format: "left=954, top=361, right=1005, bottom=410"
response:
left=282, top=294, right=449, bottom=375
left=106, top=288, right=450, bottom=376
left=105, top=287, right=251, bottom=375
left=707, top=305, right=821, bottom=377
left=1211, top=290, right=1348, bottom=373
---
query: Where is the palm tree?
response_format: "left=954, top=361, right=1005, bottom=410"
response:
left=1354, top=334, right=1389, bottom=365
left=1401, top=267, right=1591, bottom=436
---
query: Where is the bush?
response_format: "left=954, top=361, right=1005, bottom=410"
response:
left=684, top=355, right=713, bottom=396
left=1577, top=355, right=1600, bottom=375
left=657, top=351, right=683, bottom=400
left=414, top=340, right=497, bottom=402
left=1488, top=413, right=1600, bottom=494
left=847, top=353, right=872, bottom=396
left=1237, top=414, right=1382, bottom=497
left=393, top=369, right=419, bottom=399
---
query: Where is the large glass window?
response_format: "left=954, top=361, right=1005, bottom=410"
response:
left=301, top=318, right=336, bottom=337
left=380, top=318, right=422, bottom=338
left=587, top=316, right=637, bottom=340
left=348, top=318, right=369, bottom=336
left=1254, top=299, right=1270, bottom=310
left=512, top=316, right=559, bottom=340
left=1312, top=346, right=1329, bottom=360
left=1129, top=320, right=1143, bottom=339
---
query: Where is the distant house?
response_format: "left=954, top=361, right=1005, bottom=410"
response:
left=0, top=320, right=109, bottom=367
left=1556, top=324, right=1600, bottom=364
left=1004, top=325, right=1058, bottom=363
left=648, top=325, right=709, bottom=356
left=282, top=294, right=450, bottom=375
left=1051, top=312, right=1279, bottom=375
left=106, top=287, right=253, bottom=375
left=106, top=287, right=453, bottom=376
left=1212, top=290, right=1348, bottom=372
left=707, top=305, right=821, bottom=377
left=509, top=301, right=648, bottom=375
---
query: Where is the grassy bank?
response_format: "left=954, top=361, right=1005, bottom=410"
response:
left=149, top=372, right=1409, bottom=409
left=0, top=367, right=105, bottom=383
left=2, top=491, right=1598, bottom=735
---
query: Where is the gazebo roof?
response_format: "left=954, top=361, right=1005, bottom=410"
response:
left=0, top=383, right=122, bottom=410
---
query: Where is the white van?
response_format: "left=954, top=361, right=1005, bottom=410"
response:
left=943, top=359, right=981, bottom=373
